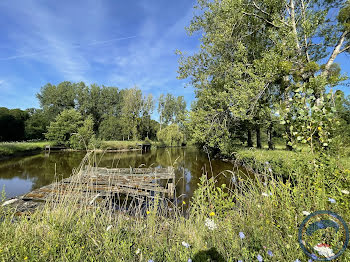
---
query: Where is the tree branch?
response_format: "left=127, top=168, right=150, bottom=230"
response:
left=242, top=12, right=281, bottom=28
left=340, top=45, right=350, bottom=54
left=290, top=0, right=302, bottom=55
left=322, top=30, right=349, bottom=77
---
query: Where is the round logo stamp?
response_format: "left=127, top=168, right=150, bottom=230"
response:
left=298, top=210, right=349, bottom=261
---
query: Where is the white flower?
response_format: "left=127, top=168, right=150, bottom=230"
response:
left=328, top=198, right=336, bottom=204
left=341, top=190, right=350, bottom=195
left=302, top=211, right=311, bottom=216
left=106, top=225, right=112, bottom=231
left=135, top=248, right=141, bottom=254
left=205, top=218, right=217, bottom=230
left=263, top=182, right=267, bottom=186
left=182, top=241, right=190, bottom=248
left=262, top=192, right=269, bottom=197
left=314, top=243, right=335, bottom=258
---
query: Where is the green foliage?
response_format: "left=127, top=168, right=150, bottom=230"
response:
left=24, top=108, right=50, bottom=140
left=178, top=0, right=349, bottom=155
left=69, top=116, right=95, bottom=149
left=45, top=109, right=83, bottom=146
left=98, top=116, right=123, bottom=141
left=0, top=141, right=53, bottom=157
left=157, top=124, right=184, bottom=146
left=0, top=107, right=29, bottom=141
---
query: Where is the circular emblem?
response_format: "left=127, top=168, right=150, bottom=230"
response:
left=298, top=210, right=349, bottom=261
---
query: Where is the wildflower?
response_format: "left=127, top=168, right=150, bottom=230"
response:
left=318, top=126, right=322, bottom=131
left=188, top=259, right=192, bottom=262
left=267, top=250, right=273, bottom=257
left=182, top=241, right=190, bottom=248
left=257, top=254, right=263, bottom=261
left=148, top=260, right=154, bottom=262
left=231, top=176, right=236, bottom=183
left=205, top=218, right=217, bottom=230
left=263, top=246, right=266, bottom=249
left=183, top=201, right=186, bottom=205
left=341, top=190, right=350, bottom=195
left=24, top=257, right=28, bottom=260
left=135, top=248, right=141, bottom=254
left=328, top=198, right=336, bottom=204
left=268, top=168, right=272, bottom=172
left=263, top=182, right=267, bottom=186
left=106, top=225, right=112, bottom=231
left=209, top=212, right=215, bottom=217
left=239, top=232, right=245, bottom=239
left=265, top=161, right=269, bottom=165
left=295, top=260, right=301, bottom=262
left=238, top=260, right=243, bottom=262
left=82, top=246, right=84, bottom=249
left=262, top=192, right=269, bottom=197
left=146, top=211, right=150, bottom=215
left=302, top=211, right=311, bottom=216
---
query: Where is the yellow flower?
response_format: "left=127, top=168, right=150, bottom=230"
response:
left=209, top=212, right=215, bottom=217
left=182, top=201, right=186, bottom=205
left=318, top=126, right=322, bottom=131
left=82, top=246, right=84, bottom=249
left=146, top=211, right=150, bottom=215
left=24, top=257, right=28, bottom=260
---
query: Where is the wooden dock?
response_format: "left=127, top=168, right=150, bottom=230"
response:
left=2, top=166, right=175, bottom=215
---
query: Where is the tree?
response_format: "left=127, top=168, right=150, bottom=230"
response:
left=98, top=116, right=123, bottom=140
left=45, top=109, right=83, bottom=146
left=70, top=115, right=95, bottom=149
left=37, top=81, right=76, bottom=121
left=120, top=86, right=143, bottom=140
left=0, top=107, right=29, bottom=141
left=178, top=0, right=350, bottom=153
left=157, top=124, right=184, bottom=146
left=24, top=108, right=50, bottom=140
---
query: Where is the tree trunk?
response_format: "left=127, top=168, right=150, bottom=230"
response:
left=267, top=123, right=274, bottom=150
left=285, top=124, right=293, bottom=151
left=256, top=125, right=262, bottom=149
left=247, top=129, right=253, bottom=147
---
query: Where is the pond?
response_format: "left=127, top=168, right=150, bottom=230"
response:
left=0, top=147, right=243, bottom=202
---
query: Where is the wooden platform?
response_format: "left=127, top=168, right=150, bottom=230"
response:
left=2, top=166, right=175, bottom=215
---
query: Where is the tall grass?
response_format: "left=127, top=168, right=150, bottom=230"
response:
left=0, top=151, right=349, bottom=261
left=0, top=141, right=53, bottom=157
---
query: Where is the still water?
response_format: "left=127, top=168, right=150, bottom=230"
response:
left=0, top=147, right=238, bottom=201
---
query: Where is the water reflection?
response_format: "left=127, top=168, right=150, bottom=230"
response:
left=0, top=147, right=237, bottom=200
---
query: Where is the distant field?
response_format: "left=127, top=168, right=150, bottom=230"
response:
left=0, top=141, right=52, bottom=157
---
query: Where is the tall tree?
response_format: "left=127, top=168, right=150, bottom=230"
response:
left=178, top=0, right=350, bottom=153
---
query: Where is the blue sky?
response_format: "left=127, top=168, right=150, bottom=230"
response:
left=0, top=0, right=349, bottom=111
left=0, top=0, right=199, bottom=110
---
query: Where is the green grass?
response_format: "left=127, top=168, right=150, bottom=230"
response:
left=0, top=149, right=349, bottom=261
left=98, top=140, right=150, bottom=150
left=0, top=141, right=53, bottom=157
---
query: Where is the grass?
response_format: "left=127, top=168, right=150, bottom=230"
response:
left=99, top=140, right=151, bottom=150
left=0, top=149, right=350, bottom=261
left=0, top=141, right=53, bottom=157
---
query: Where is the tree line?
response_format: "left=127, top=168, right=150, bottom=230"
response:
left=0, top=81, right=187, bottom=148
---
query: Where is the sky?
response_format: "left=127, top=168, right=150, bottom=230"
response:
left=0, top=0, right=199, bottom=110
left=0, top=0, right=349, bottom=111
